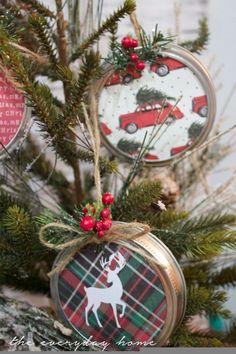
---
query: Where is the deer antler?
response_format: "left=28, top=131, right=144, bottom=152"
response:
left=116, top=252, right=126, bottom=270
left=100, top=256, right=110, bottom=270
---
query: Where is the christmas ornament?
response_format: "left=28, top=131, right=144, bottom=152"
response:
left=0, top=71, right=29, bottom=158
left=50, top=224, right=186, bottom=349
left=99, top=45, right=216, bottom=165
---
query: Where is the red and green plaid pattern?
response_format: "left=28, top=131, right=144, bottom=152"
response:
left=58, top=243, right=167, bottom=351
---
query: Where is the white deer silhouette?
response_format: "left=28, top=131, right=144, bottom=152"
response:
left=84, top=251, right=126, bottom=328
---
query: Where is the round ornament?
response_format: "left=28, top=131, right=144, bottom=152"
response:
left=99, top=45, right=216, bottom=165
left=51, top=226, right=186, bottom=350
left=0, top=71, right=29, bottom=158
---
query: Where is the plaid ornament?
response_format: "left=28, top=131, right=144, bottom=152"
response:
left=57, top=243, right=168, bottom=351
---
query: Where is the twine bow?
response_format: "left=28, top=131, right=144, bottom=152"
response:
left=39, top=222, right=151, bottom=277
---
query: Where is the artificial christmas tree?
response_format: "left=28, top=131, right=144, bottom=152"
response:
left=1, top=0, right=236, bottom=350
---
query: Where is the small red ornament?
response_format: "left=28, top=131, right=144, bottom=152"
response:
left=129, top=53, right=139, bottom=62
left=100, top=208, right=111, bottom=220
left=97, top=230, right=105, bottom=238
left=83, top=207, right=88, bottom=215
left=102, top=193, right=114, bottom=205
left=80, top=216, right=95, bottom=231
left=94, top=220, right=104, bottom=232
left=136, top=60, right=145, bottom=71
left=131, top=38, right=139, bottom=48
left=102, top=218, right=112, bottom=231
left=121, top=36, right=132, bottom=49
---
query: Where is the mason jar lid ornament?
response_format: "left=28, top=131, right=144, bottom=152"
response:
left=98, top=41, right=216, bottom=166
left=0, top=71, right=29, bottom=158
left=50, top=224, right=186, bottom=350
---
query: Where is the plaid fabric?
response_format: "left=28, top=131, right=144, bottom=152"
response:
left=58, top=243, right=167, bottom=351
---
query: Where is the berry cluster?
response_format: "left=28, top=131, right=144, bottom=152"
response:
left=79, top=193, right=114, bottom=238
left=121, top=36, right=145, bottom=71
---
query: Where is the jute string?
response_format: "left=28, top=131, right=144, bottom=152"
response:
left=39, top=85, right=153, bottom=277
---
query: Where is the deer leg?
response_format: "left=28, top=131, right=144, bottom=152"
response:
left=112, top=304, right=121, bottom=328
left=85, top=303, right=93, bottom=326
left=92, top=304, right=103, bottom=328
left=118, top=300, right=126, bottom=318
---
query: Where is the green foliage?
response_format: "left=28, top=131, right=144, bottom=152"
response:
left=105, top=25, right=173, bottom=71
left=20, top=0, right=55, bottom=18
left=187, top=285, right=230, bottom=317
left=0, top=193, right=54, bottom=293
left=209, top=264, right=236, bottom=288
left=72, top=0, right=136, bottom=60
left=170, top=325, right=223, bottom=347
left=153, top=213, right=236, bottom=259
left=180, top=18, right=209, bottom=54
left=113, top=180, right=162, bottom=221
left=29, top=13, right=58, bottom=65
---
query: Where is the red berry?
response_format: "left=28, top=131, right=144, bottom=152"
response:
left=135, top=61, right=145, bottom=71
left=92, top=208, right=96, bottom=215
left=131, top=39, right=139, bottom=48
left=102, top=193, right=114, bottom=205
left=100, top=208, right=111, bottom=220
left=83, top=207, right=88, bottom=215
left=129, top=53, right=138, bottom=62
left=121, top=36, right=132, bottom=49
left=97, top=230, right=105, bottom=238
left=94, top=220, right=104, bottom=231
left=102, top=218, right=112, bottom=231
left=80, top=216, right=95, bottom=231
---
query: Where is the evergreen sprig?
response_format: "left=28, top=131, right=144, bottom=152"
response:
left=180, top=17, right=209, bottom=54
left=209, top=264, right=236, bottom=288
left=29, top=13, right=58, bottom=65
left=71, top=0, right=136, bottom=60
left=113, top=180, right=162, bottom=221
left=20, top=0, right=55, bottom=18
left=154, top=213, right=236, bottom=258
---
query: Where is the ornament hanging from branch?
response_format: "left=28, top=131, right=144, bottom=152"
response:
left=98, top=29, right=216, bottom=166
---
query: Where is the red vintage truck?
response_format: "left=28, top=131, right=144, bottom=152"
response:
left=119, top=101, right=184, bottom=134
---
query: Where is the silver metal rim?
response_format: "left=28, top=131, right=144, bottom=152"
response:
left=0, top=95, right=31, bottom=159
left=99, top=44, right=216, bottom=166
left=50, top=225, right=186, bottom=347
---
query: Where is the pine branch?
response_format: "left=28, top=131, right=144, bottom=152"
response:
left=20, top=0, right=55, bottom=18
left=29, top=13, right=58, bottom=65
left=209, top=264, right=236, bottom=288
left=113, top=180, right=162, bottom=221
left=154, top=213, right=236, bottom=259
left=21, top=136, right=76, bottom=213
left=71, top=0, right=136, bottom=60
left=1, top=205, right=43, bottom=258
left=61, top=50, right=102, bottom=126
left=180, top=17, right=209, bottom=54
left=187, top=286, right=230, bottom=318
left=170, top=325, right=223, bottom=347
